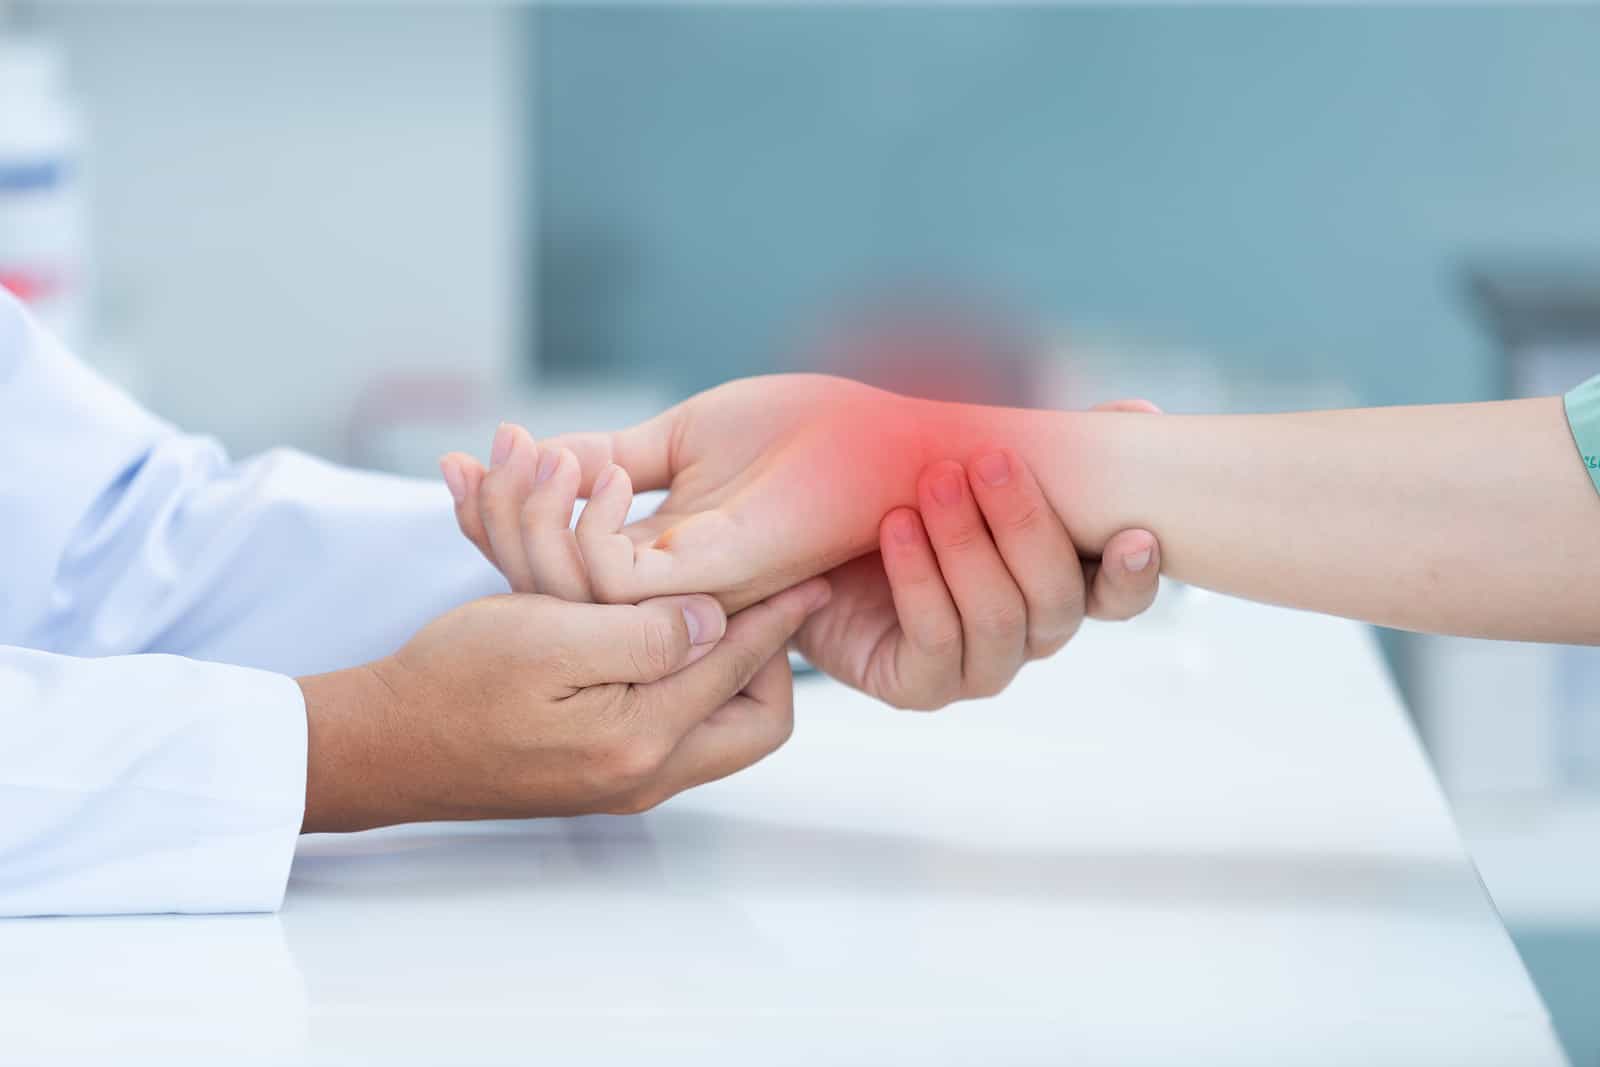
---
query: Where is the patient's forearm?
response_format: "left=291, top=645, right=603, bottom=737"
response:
left=942, top=397, right=1600, bottom=642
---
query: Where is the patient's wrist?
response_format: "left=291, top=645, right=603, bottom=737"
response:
left=1039, top=410, right=1141, bottom=555
left=906, top=398, right=1142, bottom=558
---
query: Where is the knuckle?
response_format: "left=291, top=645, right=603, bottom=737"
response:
left=732, top=643, right=771, bottom=684
left=968, top=672, right=1010, bottom=700
left=592, top=733, right=667, bottom=791
left=880, top=654, right=962, bottom=711
left=477, top=470, right=512, bottom=509
left=480, top=494, right=520, bottom=530
left=1037, top=576, right=1087, bottom=612
left=701, top=638, right=771, bottom=702
left=1031, top=596, right=1085, bottom=638
left=630, top=616, right=681, bottom=679
left=999, top=499, right=1045, bottom=536
left=889, top=688, right=951, bottom=713
left=972, top=599, right=1027, bottom=637
left=935, top=521, right=987, bottom=554
left=587, top=565, right=629, bottom=604
left=918, top=626, right=964, bottom=660
left=587, top=680, right=642, bottom=727
left=1027, top=618, right=1082, bottom=659
left=1022, top=589, right=1085, bottom=636
left=518, top=495, right=546, bottom=533
left=722, top=644, right=768, bottom=694
left=1029, top=634, right=1070, bottom=659
left=605, top=788, right=667, bottom=816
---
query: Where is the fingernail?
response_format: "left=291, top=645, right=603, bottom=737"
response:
left=592, top=464, right=616, bottom=495
left=534, top=448, right=559, bottom=484
left=973, top=450, right=1011, bottom=487
left=929, top=467, right=964, bottom=508
left=889, top=511, right=919, bottom=545
left=1123, top=548, right=1153, bottom=573
left=440, top=458, right=466, bottom=503
left=491, top=423, right=514, bottom=468
left=682, top=598, right=724, bottom=646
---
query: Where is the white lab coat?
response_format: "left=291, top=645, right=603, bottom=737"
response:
left=0, top=290, right=504, bottom=916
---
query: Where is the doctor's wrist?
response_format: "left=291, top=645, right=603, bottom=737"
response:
left=297, top=663, right=400, bottom=834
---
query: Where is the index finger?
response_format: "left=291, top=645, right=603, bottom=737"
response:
left=641, top=649, right=797, bottom=805
left=636, top=577, right=831, bottom=742
left=964, top=448, right=1087, bottom=658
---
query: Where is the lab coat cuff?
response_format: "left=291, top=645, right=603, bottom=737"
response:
left=177, top=665, right=309, bottom=914
left=0, top=653, right=308, bottom=916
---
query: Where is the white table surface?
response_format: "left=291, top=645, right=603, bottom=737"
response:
left=2, top=589, right=1566, bottom=1066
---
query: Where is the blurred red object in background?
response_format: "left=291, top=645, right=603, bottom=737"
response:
left=805, top=294, right=1042, bottom=409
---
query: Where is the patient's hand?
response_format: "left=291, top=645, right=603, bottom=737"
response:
left=439, top=397, right=1162, bottom=709
left=451, top=375, right=1158, bottom=614
left=519, top=374, right=928, bottom=612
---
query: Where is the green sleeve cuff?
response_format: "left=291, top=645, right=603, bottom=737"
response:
left=1564, top=374, right=1600, bottom=495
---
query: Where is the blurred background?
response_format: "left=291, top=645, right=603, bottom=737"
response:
left=3, top=3, right=1599, bottom=1058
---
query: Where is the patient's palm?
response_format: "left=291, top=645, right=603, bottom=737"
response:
left=564, top=375, right=929, bottom=611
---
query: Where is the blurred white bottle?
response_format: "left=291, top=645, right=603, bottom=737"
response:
left=0, top=36, right=89, bottom=349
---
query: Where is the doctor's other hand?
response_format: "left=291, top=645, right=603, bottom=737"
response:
left=440, top=422, right=1160, bottom=710
left=294, top=578, right=830, bottom=833
left=792, top=461, right=1161, bottom=709
left=797, top=397, right=1164, bottom=708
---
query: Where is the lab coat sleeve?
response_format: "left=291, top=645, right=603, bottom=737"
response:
left=0, top=647, right=307, bottom=916
left=0, top=290, right=505, bottom=676
left=0, top=291, right=505, bottom=915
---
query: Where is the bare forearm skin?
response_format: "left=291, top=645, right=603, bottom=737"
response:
left=298, top=664, right=410, bottom=834
left=922, top=396, right=1600, bottom=643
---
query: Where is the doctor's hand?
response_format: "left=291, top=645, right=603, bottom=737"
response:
left=440, top=420, right=1160, bottom=710
left=295, top=578, right=829, bottom=833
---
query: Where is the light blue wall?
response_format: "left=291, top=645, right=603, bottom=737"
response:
left=535, top=8, right=1600, bottom=403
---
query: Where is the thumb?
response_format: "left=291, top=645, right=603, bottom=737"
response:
left=638, top=577, right=832, bottom=743
left=543, top=404, right=683, bottom=496
left=1087, top=528, right=1162, bottom=621
left=555, top=594, right=728, bottom=688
